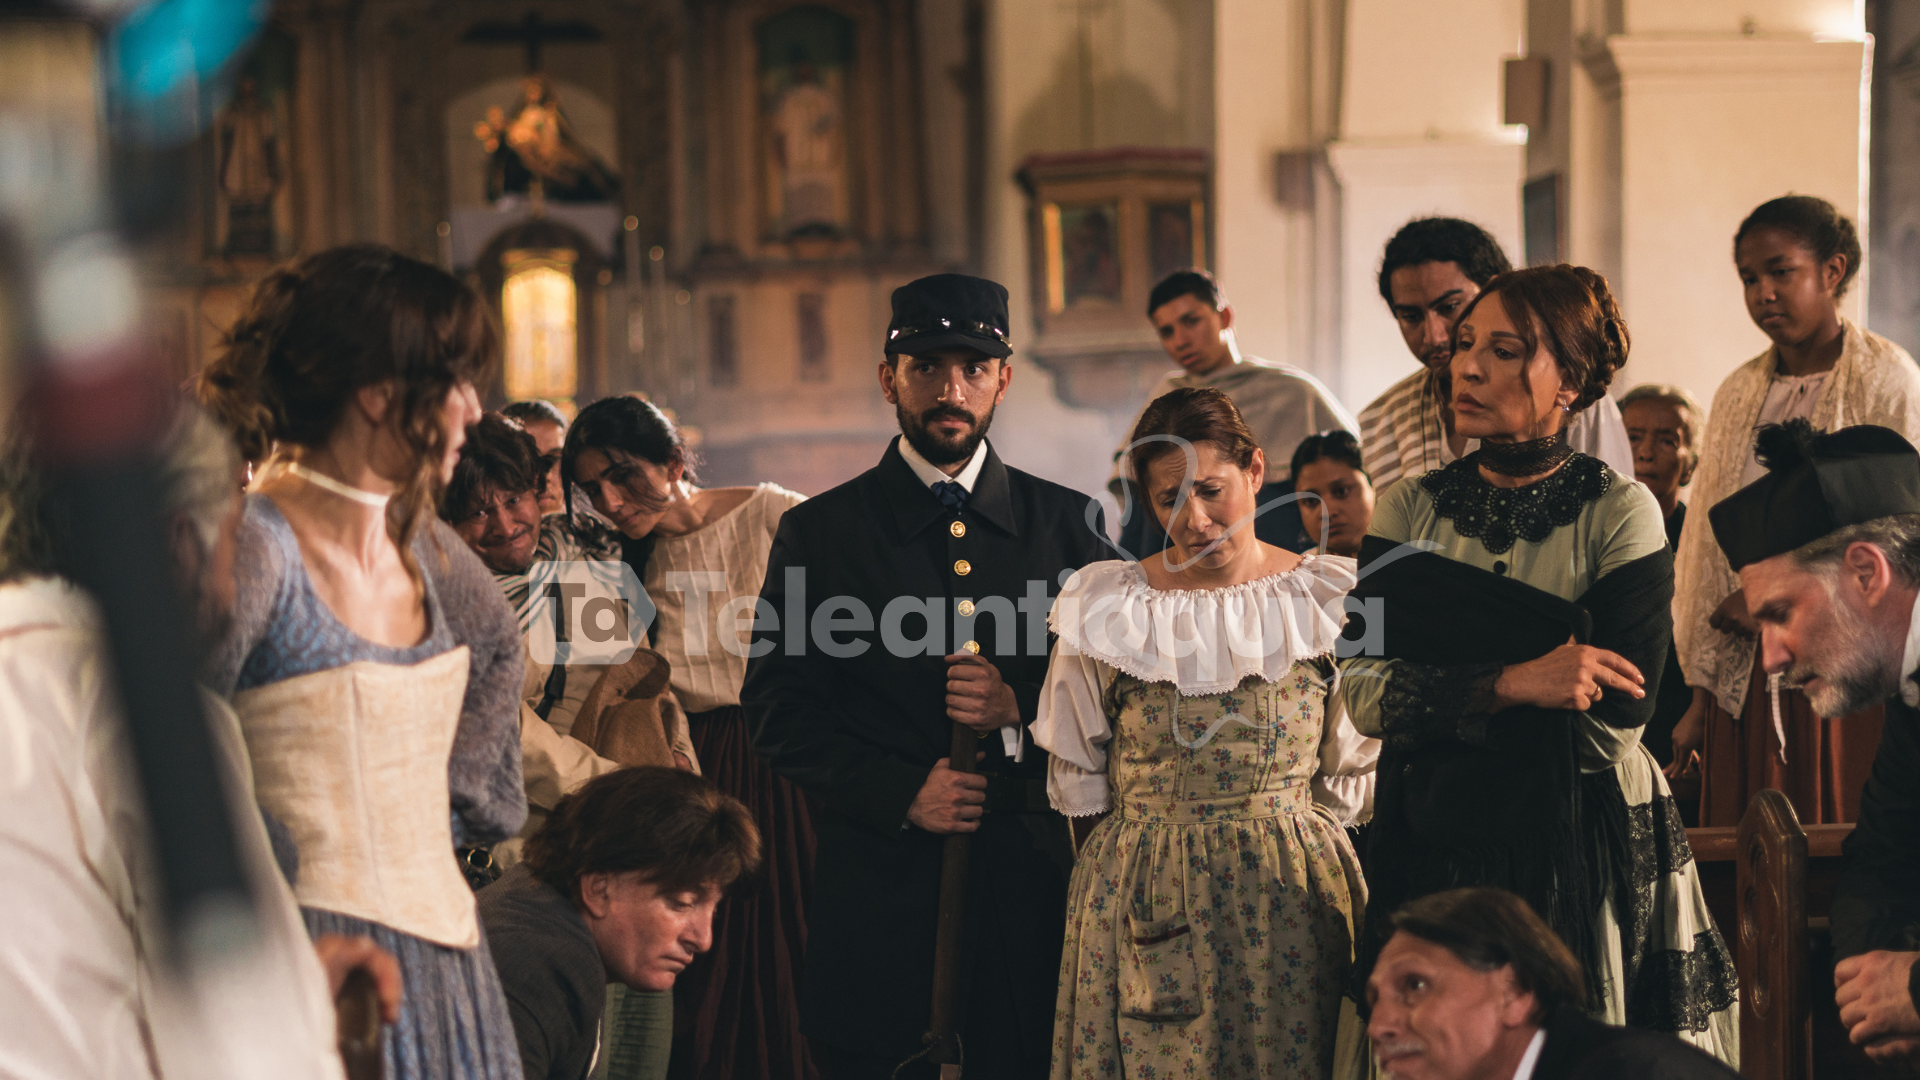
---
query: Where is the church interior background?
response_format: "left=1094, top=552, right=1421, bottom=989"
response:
left=60, top=0, right=1920, bottom=505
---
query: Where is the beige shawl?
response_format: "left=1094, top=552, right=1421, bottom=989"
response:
left=1673, top=320, right=1920, bottom=715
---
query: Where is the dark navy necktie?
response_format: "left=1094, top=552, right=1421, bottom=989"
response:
left=931, top=480, right=968, bottom=513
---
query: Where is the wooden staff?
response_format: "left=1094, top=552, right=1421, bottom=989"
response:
left=336, top=966, right=384, bottom=1080
left=921, top=719, right=977, bottom=1078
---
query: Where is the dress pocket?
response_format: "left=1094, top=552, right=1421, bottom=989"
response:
left=1119, top=909, right=1203, bottom=1022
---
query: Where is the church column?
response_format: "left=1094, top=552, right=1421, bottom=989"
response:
left=1325, top=0, right=1526, bottom=411
left=1604, top=24, right=1869, bottom=399
left=287, top=0, right=356, bottom=252
left=1212, top=0, right=1328, bottom=385
left=882, top=0, right=928, bottom=251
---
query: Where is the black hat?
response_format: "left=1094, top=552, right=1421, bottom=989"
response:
left=1709, top=420, right=1920, bottom=570
left=884, top=274, right=1013, bottom=359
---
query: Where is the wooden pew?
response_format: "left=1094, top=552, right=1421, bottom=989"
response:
left=1736, top=790, right=1811, bottom=1080
left=1687, top=790, right=1885, bottom=1080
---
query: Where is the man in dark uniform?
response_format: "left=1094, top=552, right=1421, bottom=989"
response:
left=1710, top=419, right=1920, bottom=1065
left=743, top=274, right=1107, bottom=1079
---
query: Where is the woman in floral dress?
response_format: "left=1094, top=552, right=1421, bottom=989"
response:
left=1036, top=388, right=1377, bottom=1079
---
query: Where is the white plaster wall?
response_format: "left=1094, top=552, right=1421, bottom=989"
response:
left=1328, top=0, right=1527, bottom=412
left=1212, top=0, right=1310, bottom=383
left=1610, top=37, right=1870, bottom=404
left=1343, top=0, right=1525, bottom=140
left=1624, top=0, right=1863, bottom=37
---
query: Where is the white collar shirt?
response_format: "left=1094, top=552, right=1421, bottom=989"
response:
left=897, top=435, right=988, bottom=493
left=1900, top=588, right=1920, bottom=708
left=1512, top=1028, right=1548, bottom=1080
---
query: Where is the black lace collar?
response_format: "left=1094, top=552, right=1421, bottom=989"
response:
left=1478, top=430, right=1573, bottom=476
left=1419, top=452, right=1613, bottom=554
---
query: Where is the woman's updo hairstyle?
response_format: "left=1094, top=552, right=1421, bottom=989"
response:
left=196, top=244, right=498, bottom=575
left=1453, top=264, right=1629, bottom=414
left=1734, top=194, right=1862, bottom=299
left=1125, top=386, right=1261, bottom=488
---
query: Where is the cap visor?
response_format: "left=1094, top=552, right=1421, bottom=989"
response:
left=884, top=330, right=1012, bottom=360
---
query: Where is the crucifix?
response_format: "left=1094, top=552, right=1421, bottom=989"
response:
left=461, top=11, right=602, bottom=72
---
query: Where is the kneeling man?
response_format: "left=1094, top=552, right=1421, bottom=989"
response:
left=1709, top=419, right=1920, bottom=1063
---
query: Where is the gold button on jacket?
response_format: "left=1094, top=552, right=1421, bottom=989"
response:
left=949, top=520, right=966, bottom=537
left=962, top=639, right=981, bottom=654
left=956, top=600, right=975, bottom=617
left=953, top=559, right=972, bottom=576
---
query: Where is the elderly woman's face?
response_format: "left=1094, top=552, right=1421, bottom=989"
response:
left=1449, top=294, right=1574, bottom=443
left=1621, top=398, right=1692, bottom=504
left=1145, top=441, right=1266, bottom=572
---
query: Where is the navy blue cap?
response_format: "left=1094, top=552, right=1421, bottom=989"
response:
left=884, top=274, right=1013, bottom=359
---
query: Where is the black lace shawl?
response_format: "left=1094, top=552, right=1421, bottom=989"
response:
left=1344, top=534, right=1675, bottom=1009
left=1419, top=451, right=1613, bottom=555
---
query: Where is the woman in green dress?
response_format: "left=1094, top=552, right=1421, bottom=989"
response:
left=1037, top=387, right=1377, bottom=1079
left=1340, top=265, right=1738, bottom=1066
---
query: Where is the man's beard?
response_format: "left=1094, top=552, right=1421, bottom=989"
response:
left=898, top=402, right=996, bottom=466
left=490, top=540, right=538, bottom=577
left=1787, top=594, right=1904, bottom=717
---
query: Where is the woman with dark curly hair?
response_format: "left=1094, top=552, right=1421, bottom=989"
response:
left=1338, top=265, right=1739, bottom=1064
left=198, top=244, right=527, bottom=1080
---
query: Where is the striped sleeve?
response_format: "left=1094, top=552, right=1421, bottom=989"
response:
left=1359, top=376, right=1420, bottom=489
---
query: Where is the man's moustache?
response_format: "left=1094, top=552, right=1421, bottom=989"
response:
left=921, top=408, right=975, bottom=427
left=1372, top=1039, right=1424, bottom=1063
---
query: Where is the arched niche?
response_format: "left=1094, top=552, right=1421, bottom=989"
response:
left=476, top=218, right=609, bottom=406
left=707, top=0, right=927, bottom=263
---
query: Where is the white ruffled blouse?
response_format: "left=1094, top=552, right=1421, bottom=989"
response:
left=1032, top=557, right=1381, bottom=825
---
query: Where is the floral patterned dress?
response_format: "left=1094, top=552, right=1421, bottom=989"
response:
left=1036, top=558, right=1376, bottom=1080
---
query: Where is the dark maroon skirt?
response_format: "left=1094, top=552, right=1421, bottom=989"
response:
left=670, top=705, right=821, bottom=1080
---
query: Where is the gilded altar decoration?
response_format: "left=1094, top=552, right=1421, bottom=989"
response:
left=474, top=75, right=619, bottom=204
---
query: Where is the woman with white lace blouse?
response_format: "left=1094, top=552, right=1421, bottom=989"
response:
left=1034, top=387, right=1378, bottom=1080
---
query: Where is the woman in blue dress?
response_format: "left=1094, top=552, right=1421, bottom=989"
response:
left=200, top=245, right=528, bottom=1080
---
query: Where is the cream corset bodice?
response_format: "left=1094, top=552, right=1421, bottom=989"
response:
left=233, top=647, right=478, bottom=949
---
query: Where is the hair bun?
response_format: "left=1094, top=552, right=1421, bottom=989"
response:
left=1470, top=264, right=1630, bottom=414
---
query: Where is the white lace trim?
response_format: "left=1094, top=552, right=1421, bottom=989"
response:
left=1048, top=556, right=1358, bottom=697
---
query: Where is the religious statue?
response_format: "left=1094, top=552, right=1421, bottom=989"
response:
left=767, top=63, right=848, bottom=236
left=474, top=75, right=619, bottom=204
left=218, top=77, right=283, bottom=255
